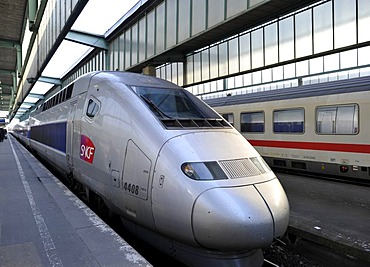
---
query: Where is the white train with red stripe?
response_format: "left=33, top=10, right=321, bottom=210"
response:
left=206, top=76, right=370, bottom=181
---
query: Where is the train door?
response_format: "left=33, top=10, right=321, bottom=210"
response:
left=66, top=101, right=77, bottom=170
left=120, top=140, right=155, bottom=229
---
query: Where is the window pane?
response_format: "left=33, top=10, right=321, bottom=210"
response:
left=241, top=112, right=264, bottom=133
left=186, top=55, right=194, bottom=84
left=279, top=17, right=294, bottom=61
left=125, top=30, right=131, bottom=68
left=296, top=60, right=309, bottom=76
left=210, top=46, right=218, bottom=78
left=177, top=62, right=184, bottom=86
left=313, top=2, right=333, bottom=53
left=324, top=53, right=339, bottom=72
left=262, top=69, right=272, bottom=83
left=219, top=42, right=228, bottom=76
left=156, top=3, right=165, bottom=53
left=358, top=0, right=370, bottom=42
left=166, top=0, right=177, bottom=48
left=251, top=28, right=264, bottom=68
left=229, top=38, right=239, bottom=74
left=295, top=9, right=312, bottom=57
left=194, top=53, right=201, bottom=83
left=340, top=49, right=357, bottom=69
left=337, top=105, right=358, bottom=134
left=264, top=22, right=278, bottom=65
left=358, top=46, right=370, bottom=66
left=250, top=0, right=264, bottom=8
left=201, top=49, right=209, bottom=80
left=147, top=10, right=155, bottom=58
left=86, top=99, right=99, bottom=118
left=273, top=66, right=284, bottom=80
left=208, top=0, right=224, bottom=27
left=119, top=34, right=125, bottom=70
left=283, top=63, right=296, bottom=79
left=316, top=104, right=358, bottom=134
left=178, top=0, right=190, bottom=42
left=310, top=57, right=323, bottom=75
left=240, top=33, right=251, bottom=71
left=192, top=0, right=206, bottom=35
left=274, top=109, right=304, bottom=133
left=138, top=18, right=146, bottom=62
left=222, top=113, right=234, bottom=126
left=131, top=23, right=138, bottom=65
left=334, top=0, right=356, bottom=48
left=227, top=0, right=246, bottom=18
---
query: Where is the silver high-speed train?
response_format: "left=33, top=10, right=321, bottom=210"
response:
left=12, top=71, right=289, bottom=267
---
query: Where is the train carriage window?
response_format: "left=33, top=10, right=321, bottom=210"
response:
left=222, top=113, right=234, bottom=126
left=86, top=99, right=100, bottom=119
left=273, top=108, right=304, bottom=133
left=241, top=111, right=264, bottom=133
left=316, top=104, right=358, bottom=135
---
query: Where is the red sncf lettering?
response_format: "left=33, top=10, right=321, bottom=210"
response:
left=80, top=135, right=96, bottom=164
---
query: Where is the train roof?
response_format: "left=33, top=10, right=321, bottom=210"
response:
left=204, top=75, right=370, bottom=107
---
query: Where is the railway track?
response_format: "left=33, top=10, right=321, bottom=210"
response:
left=273, top=168, right=370, bottom=187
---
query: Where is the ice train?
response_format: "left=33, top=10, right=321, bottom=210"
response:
left=206, top=76, right=370, bottom=181
left=12, top=71, right=289, bottom=267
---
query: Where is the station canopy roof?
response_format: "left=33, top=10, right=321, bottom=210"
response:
left=1, top=0, right=320, bottom=122
left=0, top=0, right=138, bottom=121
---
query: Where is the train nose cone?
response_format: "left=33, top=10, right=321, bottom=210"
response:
left=192, top=184, right=281, bottom=251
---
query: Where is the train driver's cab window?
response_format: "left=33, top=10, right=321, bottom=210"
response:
left=316, top=104, right=358, bottom=134
left=222, top=113, right=234, bottom=126
left=241, top=111, right=264, bottom=133
left=86, top=99, right=100, bottom=119
left=273, top=108, right=304, bottom=133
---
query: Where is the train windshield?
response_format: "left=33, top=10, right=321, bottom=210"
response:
left=131, top=86, right=222, bottom=120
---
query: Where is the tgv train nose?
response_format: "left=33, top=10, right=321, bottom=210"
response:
left=192, top=179, right=289, bottom=251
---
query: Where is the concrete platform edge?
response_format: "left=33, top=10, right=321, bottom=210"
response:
left=287, top=224, right=370, bottom=263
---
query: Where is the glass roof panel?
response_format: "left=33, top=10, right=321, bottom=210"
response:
left=30, top=81, right=54, bottom=95
left=41, top=40, right=92, bottom=78
left=24, top=96, right=41, bottom=103
left=72, top=0, right=139, bottom=35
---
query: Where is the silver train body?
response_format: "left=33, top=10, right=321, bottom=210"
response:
left=207, top=76, right=370, bottom=181
left=12, top=71, right=289, bottom=266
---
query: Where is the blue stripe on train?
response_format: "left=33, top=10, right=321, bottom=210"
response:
left=30, top=122, right=67, bottom=153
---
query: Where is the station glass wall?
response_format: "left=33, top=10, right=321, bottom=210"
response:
left=108, top=0, right=265, bottom=74
left=155, top=0, right=370, bottom=98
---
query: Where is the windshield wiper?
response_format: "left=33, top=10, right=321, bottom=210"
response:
left=140, top=95, right=172, bottom=119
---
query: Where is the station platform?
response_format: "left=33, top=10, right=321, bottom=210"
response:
left=278, top=172, right=370, bottom=265
left=0, top=136, right=152, bottom=267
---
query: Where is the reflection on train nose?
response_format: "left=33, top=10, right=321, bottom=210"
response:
left=192, top=185, right=274, bottom=251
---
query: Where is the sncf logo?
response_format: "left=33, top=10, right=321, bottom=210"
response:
left=80, top=135, right=95, bottom=164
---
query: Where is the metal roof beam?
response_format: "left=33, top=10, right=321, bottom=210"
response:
left=39, top=76, right=62, bottom=85
left=65, top=30, right=108, bottom=50
left=28, top=93, right=45, bottom=99
left=22, top=102, right=36, bottom=106
left=0, top=85, right=13, bottom=90
left=0, top=40, right=21, bottom=49
left=0, top=70, right=15, bottom=75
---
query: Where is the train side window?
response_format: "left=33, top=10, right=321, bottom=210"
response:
left=241, top=111, right=264, bottom=133
left=86, top=99, right=100, bottom=119
left=316, top=104, right=358, bottom=135
left=221, top=113, right=234, bottom=126
left=273, top=108, right=304, bottom=134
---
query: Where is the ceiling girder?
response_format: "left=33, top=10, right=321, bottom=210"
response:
left=65, top=30, right=108, bottom=50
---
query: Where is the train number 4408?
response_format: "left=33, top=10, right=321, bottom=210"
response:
left=123, top=182, right=139, bottom=195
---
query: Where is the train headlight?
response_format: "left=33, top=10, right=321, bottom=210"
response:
left=181, top=162, right=228, bottom=180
